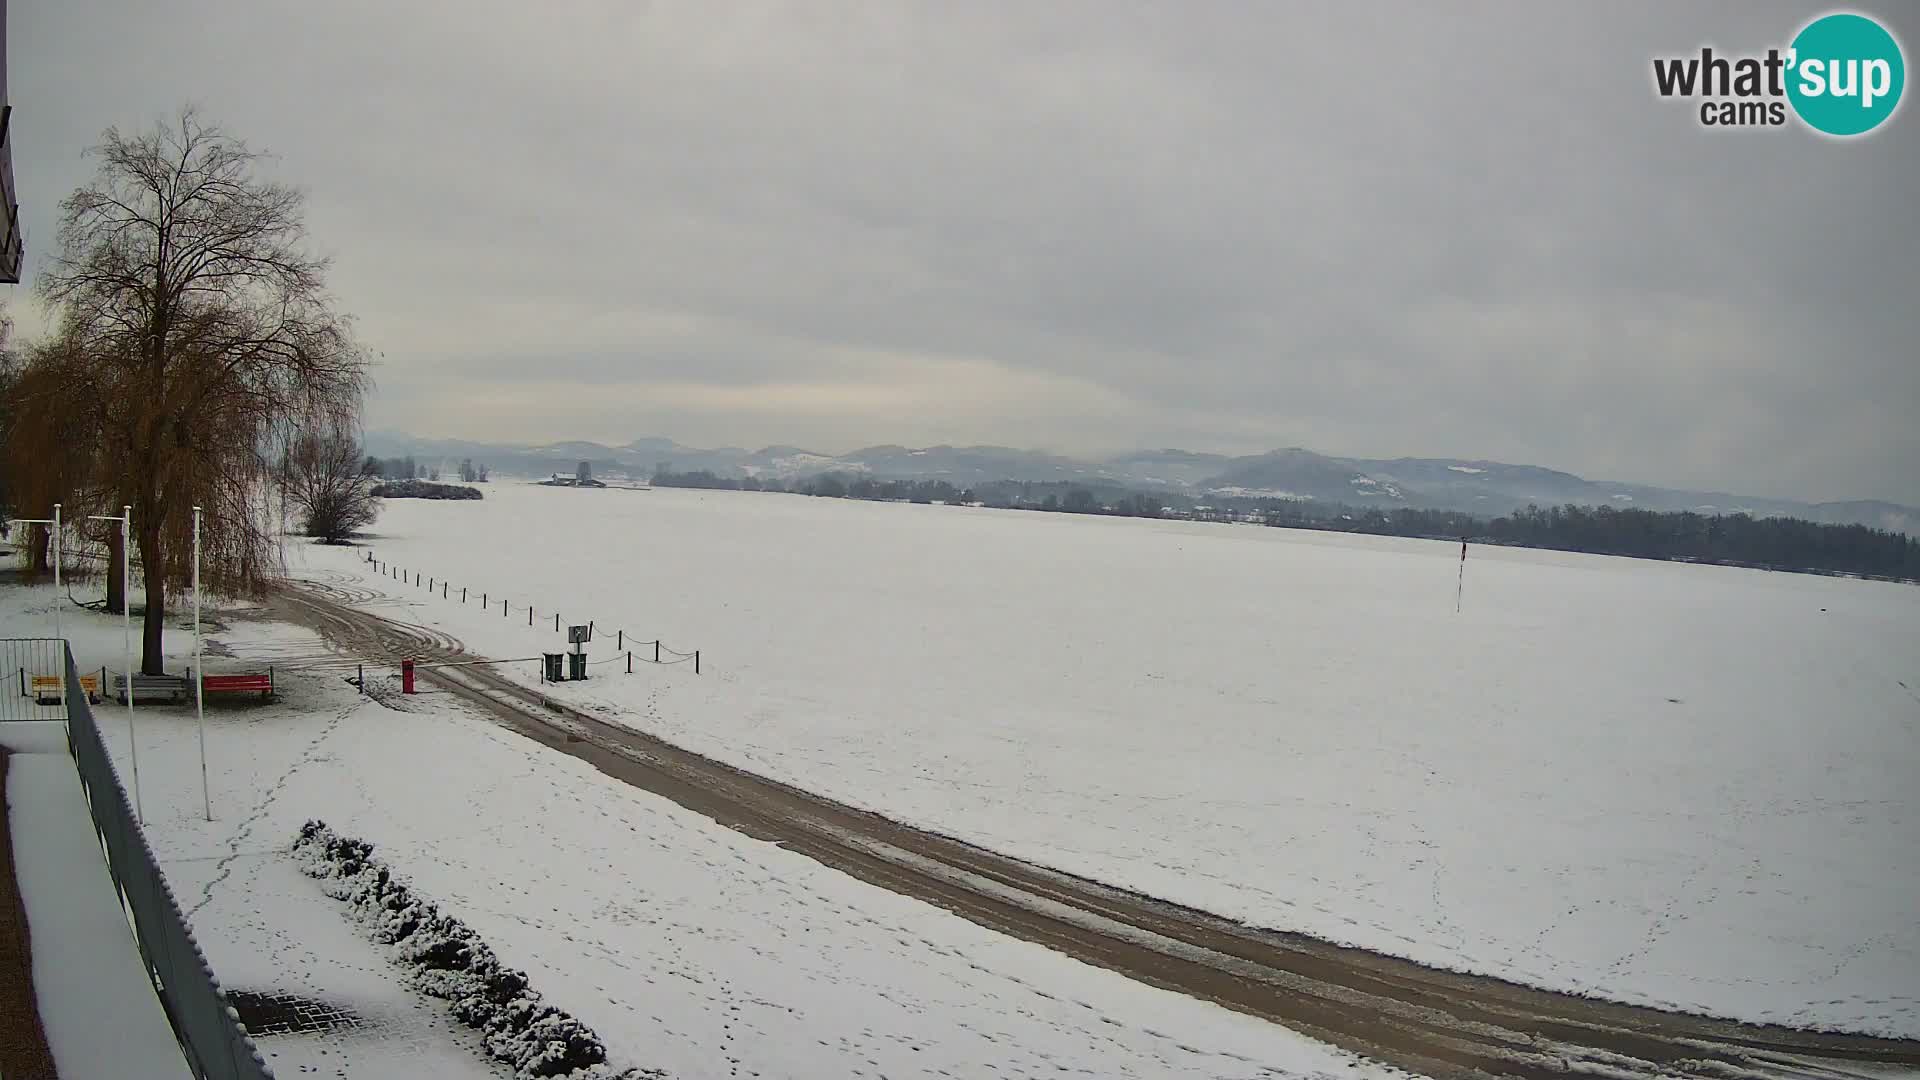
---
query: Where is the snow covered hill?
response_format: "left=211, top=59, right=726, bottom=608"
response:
left=362, top=431, right=1920, bottom=532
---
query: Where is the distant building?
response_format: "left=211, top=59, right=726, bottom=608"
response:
left=539, top=461, right=606, bottom=489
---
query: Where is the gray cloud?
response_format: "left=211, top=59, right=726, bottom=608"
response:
left=10, top=1, right=1917, bottom=502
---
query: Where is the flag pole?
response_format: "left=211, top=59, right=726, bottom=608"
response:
left=87, top=508, right=141, bottom=822
left=53, top=505, right=64, bottom=713
left=195, top=506, right=210, bottom=821
left=51, top=503, right=62, bottom=645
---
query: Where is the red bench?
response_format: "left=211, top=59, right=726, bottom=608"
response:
left=201, top=671, right=275, bottom=701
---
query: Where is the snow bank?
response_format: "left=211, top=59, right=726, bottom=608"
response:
left=293, top=820, right=660, bottom=1079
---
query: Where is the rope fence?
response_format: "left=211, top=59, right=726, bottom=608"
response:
left=304, top=552, right=710, bottom=683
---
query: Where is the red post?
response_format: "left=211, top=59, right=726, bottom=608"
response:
left=401, top=658, right=416, bottom=695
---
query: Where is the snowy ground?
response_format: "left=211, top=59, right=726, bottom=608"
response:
left=2, top=722, right=194, bottom=1080
left=291, top=483, right=1919, bottom=1038
left=0, top=582, right=1394, bottom=1080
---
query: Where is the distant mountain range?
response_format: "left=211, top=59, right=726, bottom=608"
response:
left=364, top=431, right=1920, bottom=535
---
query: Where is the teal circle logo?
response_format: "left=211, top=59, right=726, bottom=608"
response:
left=1787, top=13, right=1905, bottom=136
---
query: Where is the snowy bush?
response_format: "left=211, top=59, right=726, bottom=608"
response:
left=293, top=820, right=664, bottom=1079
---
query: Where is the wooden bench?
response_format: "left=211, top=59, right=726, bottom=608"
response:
left=112, top=673, right=190, bottom=704
left=201, top=671, right=275, bottom=701
left=29, top=674, right=101, bottom=705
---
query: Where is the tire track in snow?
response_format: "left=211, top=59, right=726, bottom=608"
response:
left=269, top=581, right=1920, bottom=1080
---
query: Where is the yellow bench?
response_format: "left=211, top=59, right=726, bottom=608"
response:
left=30, top=674, right=100, bottom=705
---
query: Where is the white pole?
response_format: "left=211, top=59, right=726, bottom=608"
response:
left=87, top=508, right=142, bottom=822
left=52, top=503, right=62, bottom=645
left=53, top=504, right=65, bottom=718
left=194, top=507, right=210, bottom=821
left=124, top=507, right=142, bottom=824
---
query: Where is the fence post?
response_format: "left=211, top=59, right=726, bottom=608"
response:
left=528, top=607, right=533, bottom=626
left=555, top=613, right=560, bottom=632
left=627, top=651, right=632, bottom=674
left=695, top=650, right=700, bottom=675
left=462, top=587, right=467, bottom=603
left=654, top=640, right=661, bottom=663
left=617, top=629, right=622, bottom=650
left=443, top=582, right=448, bottom=599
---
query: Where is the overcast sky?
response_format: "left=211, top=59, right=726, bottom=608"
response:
left=9, top=2, right=1917, bottom=503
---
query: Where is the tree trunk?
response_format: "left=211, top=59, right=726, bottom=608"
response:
left=105, top=527, right=126, bottom=614
left=27, top=528, right=50, bottom=577
left=136, top=522, right=167, bottom=675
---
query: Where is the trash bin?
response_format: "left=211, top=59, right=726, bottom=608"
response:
left=567, top=651, right=587, bottom=681
left=542, top=653, right=564, bottom=682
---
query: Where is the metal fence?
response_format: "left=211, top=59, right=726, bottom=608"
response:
left=1, top=636, right=71, bottom=722
left=60, top=645, right=277, bottom=1080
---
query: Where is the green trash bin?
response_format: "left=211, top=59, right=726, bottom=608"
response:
left=567, top=651, right=587, bottom=681
left=542, top=653, right=564, bottom=682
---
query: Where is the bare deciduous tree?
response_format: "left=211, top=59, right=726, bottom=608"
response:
left=1, top=326, right=118, bottom=592
left=39, top=107, right=371, bottom=672
left=285, top=429, right=380, bottom=543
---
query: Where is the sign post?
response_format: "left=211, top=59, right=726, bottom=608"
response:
left=567, top=624, right=590, bottom=681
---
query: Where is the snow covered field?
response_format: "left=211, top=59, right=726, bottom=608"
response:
left=294, top=482, right=1919, bottom=1037
left=0, top=584, right=1389, bottom=1079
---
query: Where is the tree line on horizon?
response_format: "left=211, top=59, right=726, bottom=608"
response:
left=650, top=467, right=1920, bottom=581
left=359, top=455, right=490, bottom=484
